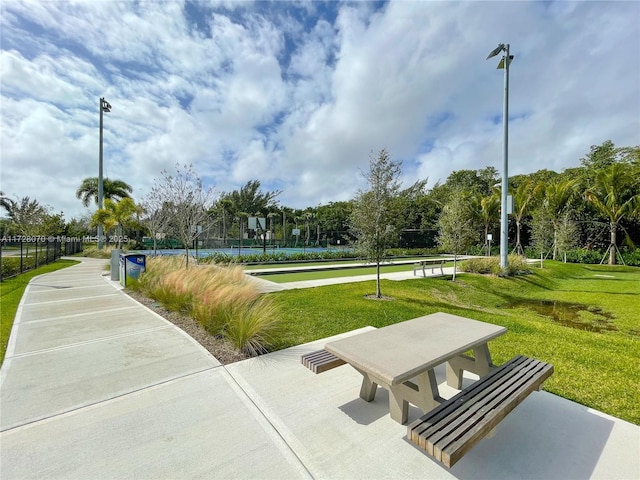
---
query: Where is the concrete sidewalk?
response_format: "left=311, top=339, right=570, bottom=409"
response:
left=1, top=258, right=638, bottom=479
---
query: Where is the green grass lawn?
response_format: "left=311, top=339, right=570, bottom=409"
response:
left=0, top=260, right=78, bottom=364
left=267, top=261, right=640, bottom=424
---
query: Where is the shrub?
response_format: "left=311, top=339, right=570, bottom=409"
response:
left=198, top=249, right=360, bottom=265
left=460, top=257, right=502, bottom=275
left=135, top=256, right=281, bottom=355
left=81, top=245, right=125, bottom=259
left=502, top=254, right=531, bottom=276
left=563, top=248, right=604, bottom=265
left=621, top=248, right=640, bottom=267
left=460, top=255, right=530, bottom=276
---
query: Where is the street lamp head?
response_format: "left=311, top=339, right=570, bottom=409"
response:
left=101, top=98, right=111, bottom=113
left=486, top=44, right=505, bottom=60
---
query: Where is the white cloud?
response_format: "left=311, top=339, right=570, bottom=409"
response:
left=1, top=1, right=638, bottom=221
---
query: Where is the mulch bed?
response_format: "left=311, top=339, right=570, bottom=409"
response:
left=125, top=289, right=249, bottom=365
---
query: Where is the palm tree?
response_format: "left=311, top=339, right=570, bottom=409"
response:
left=76, top=178, right=133, bottom=208
left=0, top=191, right=16, bottom=213
left=90, top=197, right=137, bottom=248
left=584, top=163, right=640, bottom=265
left=476, top=191, right=500, bottom=255
left=542, top=179, right=578, bottom=260
left=511, top=178, right=544, bottom=255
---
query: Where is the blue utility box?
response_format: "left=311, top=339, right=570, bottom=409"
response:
left=119, top=254, right=146, bottom=287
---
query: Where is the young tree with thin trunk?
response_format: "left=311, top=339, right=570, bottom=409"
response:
left=349, top=149, right=402, bottom=298
left=150, top=164, right=215, bottom=267
left=530, top=206, right=554, bottom=268
left=437, top=195, right=476, bottom=281
left=139, top=191, right=172, bottom=254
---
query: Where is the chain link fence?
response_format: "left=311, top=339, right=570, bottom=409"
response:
left=0, top=237, right=83, bottom=281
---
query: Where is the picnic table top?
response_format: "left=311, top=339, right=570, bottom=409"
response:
left=324, top=312, right=506, bottom=386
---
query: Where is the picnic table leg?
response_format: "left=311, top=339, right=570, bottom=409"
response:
left=445, top=362, right=464, bottom=389
left=472, top=343, right=495, bottom=376
left=445, top=343, right=496, bottom=388
left=388, top=388, right=409, bottom=424
left=359, top=373, right=378, bottom=402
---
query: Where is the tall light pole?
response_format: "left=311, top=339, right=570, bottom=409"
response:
left=98, top=97, right=111, bottom=249
left=487, top=44, right=514, bottom=269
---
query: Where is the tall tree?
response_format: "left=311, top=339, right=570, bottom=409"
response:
left=437, top=195, right=477, bottom=281
left=219, top=180, right=280, bottom=218
left=584, top=162, right=640, bottom=265
left=3, top=196, right=47, bottom=235
left=0, top=191, right=16, bottom=214
left=316, top=201, right=353, bottom=246
left=75, top=177, right=133, bottom=208
left=349, top=149, right=402, bottom=298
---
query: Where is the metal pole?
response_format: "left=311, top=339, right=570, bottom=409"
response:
left=500, top=45, right=510, bottom=269
left=98, top=97, right=105, bottom=250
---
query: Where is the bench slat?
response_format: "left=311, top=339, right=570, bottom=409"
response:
left=407, top=355, right=553, bottom=468
left=409, top=355, right=526, bottom=447
left=301, top=349, right=346, bottom=374
left=440, top=360, right=553, bottom=466
left=425, top=357, right=543, bottom=453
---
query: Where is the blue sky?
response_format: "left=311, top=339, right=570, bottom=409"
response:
left=1, top=0, right=639, bottom=220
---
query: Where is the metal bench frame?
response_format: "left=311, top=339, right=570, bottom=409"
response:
left=413, top=260, right=445, bottom=276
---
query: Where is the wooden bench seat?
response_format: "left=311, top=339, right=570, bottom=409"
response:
left=407, top=355, right=553, bottom=468
left=301, top=349, right=346, bottom=374
left=413, top=259, right=444, bottom=276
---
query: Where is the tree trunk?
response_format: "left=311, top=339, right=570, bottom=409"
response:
left=515, top=219, right=522, bottom=254
left=609, top=221, right=617, bottom=265
left=484, top=225, right=489, bottom=256
left=452, top=254, right=457, bottom=281
left=376, top=261, right=381, bottom=298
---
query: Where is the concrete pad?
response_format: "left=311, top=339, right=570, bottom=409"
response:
left=10, top=306, right=167, bottom=354
left=1, top=327, right=219, bottom=430
left=0, top=369, right=310, bottom=480
left=226, top=335, right=640, bottom=480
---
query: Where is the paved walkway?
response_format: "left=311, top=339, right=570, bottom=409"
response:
left=1, top=258, right=638, bottom=479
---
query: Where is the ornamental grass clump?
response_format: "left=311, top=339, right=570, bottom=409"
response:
left=135, top=256, right=281, bottom=355
left=460, top=254, right=530, bottom=276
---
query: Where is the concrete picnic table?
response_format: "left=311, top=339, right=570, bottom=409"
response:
left=324, top=312, right=507, bottom=424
